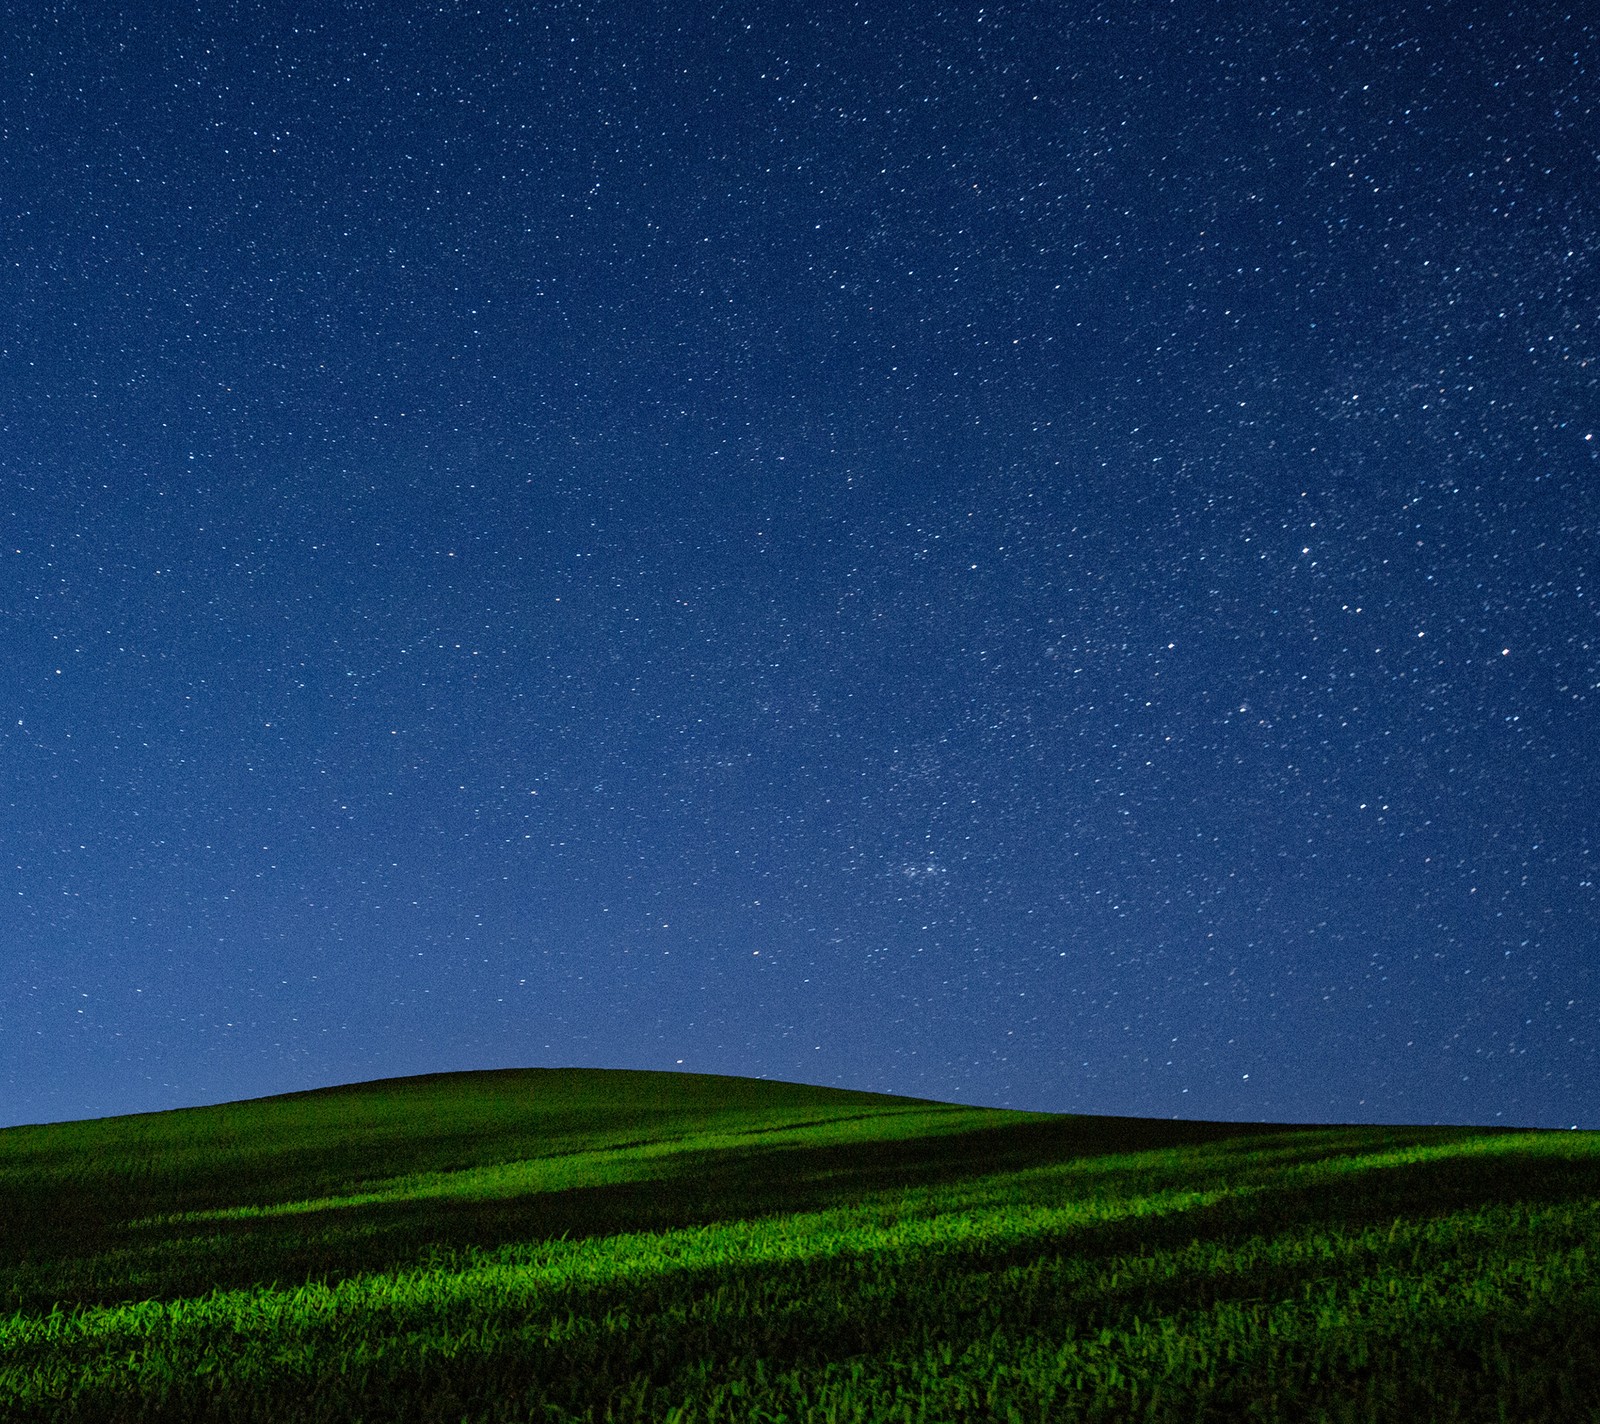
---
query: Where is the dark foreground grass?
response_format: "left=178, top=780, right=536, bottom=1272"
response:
left=1, top=1069, right=1595, bottom=1422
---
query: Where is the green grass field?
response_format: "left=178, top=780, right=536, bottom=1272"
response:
left=1, top=1068, right=1595, bottom=1422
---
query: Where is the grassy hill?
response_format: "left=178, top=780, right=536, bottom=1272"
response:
left=1, top=1068, right=1595, bottom=1421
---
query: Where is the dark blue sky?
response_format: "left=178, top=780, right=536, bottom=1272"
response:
left=3, top=0, right=1595, bottom=1129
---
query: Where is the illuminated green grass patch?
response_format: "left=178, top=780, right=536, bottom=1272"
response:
left=1, top=1069, right=1594, bottom=1421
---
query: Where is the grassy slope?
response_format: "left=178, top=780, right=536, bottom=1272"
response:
left=1, top=1069, right=1596, bottom=1422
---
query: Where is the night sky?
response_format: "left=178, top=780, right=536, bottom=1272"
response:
left=4, top=1, right=1596, bottom=1131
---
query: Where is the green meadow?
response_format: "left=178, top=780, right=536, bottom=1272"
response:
left=1, top=1068, right=1595, bottom=1422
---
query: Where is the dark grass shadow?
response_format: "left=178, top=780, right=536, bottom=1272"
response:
left=4, top=1117, right=1555, bottom=1312
left=1, top=1114, right=1258, bottom=1304
left=6, top=1130, right=1596, bottom=1424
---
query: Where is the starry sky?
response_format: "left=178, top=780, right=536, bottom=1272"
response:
left=3, top=0, right=1596, bottom=1131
